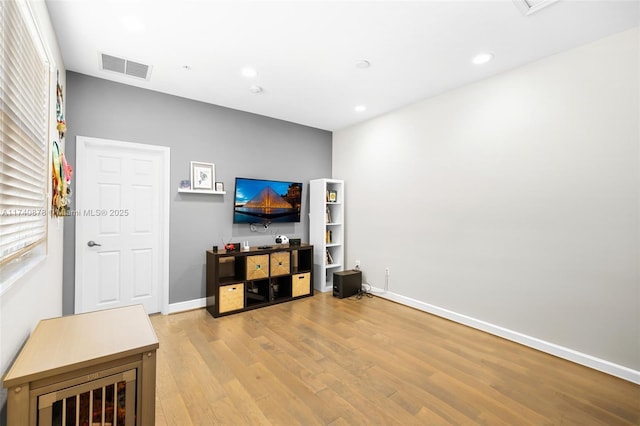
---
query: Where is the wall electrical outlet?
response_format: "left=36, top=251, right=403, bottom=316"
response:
left=355, top=260, right=361, bottom=270
left=385, top=267, right=390, bottom=276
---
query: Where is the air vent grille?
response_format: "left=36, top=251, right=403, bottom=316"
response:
left=101, top=54, right=125, bottom=73
left=100, top=53, right=152, bottom=80
left=125, top=60, right=149, bottom=79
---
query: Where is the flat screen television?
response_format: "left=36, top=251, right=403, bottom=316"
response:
left=233, top=177, right=303, bottom=224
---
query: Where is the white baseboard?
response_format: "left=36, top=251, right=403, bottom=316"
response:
left=167, top=297, right=206, bottom=314
left=369, top=287, right=640, bottom=385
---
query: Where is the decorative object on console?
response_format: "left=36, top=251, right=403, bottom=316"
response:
left=190, top=161, right=215, bottom=190
left=275, top=235, right=289, bottom=244
left=224, top=242, right=240, bottom=252
left=289, top=238, right=301, bottom=247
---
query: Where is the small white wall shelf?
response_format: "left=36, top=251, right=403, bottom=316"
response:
left=178, top=188, right=226, bottom=195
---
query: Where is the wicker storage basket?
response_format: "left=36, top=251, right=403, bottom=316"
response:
left=219, top=283, right=244, bottom=313
left=270, top=252, right=291, bottom=276
left=246, top=254, right=269, bottom=280
left=292, top=272, right=311, bottom=297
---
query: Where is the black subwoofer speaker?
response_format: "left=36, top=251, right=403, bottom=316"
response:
left=333, top=270, right=362, bottom=299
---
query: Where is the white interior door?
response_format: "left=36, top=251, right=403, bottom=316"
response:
left=75, top=136, right=169, bottom=314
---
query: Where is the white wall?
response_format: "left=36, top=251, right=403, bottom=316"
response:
left=0, top=0, right=65, bottom=416
left=333, top=28, right=639, bottom=379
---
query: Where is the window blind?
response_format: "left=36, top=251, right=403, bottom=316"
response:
left=0, top=0, right=49, bottom=265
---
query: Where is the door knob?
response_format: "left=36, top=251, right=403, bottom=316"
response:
left=87, top=240, right=102, bottom=247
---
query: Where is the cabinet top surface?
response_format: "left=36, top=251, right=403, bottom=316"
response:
left=3, top=305, right=159, bottom=387
left=208, top=243, right=312, bottom=256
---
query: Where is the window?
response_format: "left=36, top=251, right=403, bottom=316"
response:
left=0, top=1, right=49, bottom=269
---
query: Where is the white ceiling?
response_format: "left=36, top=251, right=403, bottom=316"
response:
left=45, top=0, right=639, bottom=131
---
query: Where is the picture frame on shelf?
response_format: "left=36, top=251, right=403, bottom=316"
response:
left=215, top=182, right=224, bottom=192
left=327, top=190, right=337, bottom=202
left=191, top=161, right=215, bottom=190
left=180, top=180, right=191, bottom=190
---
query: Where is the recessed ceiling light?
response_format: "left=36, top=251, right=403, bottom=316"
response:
left=249, top=85, right=263, bottom=94
left=241, top=67, right=258, bottom=78
left=355, top=60, right=371, bottom=69
left=354, top=105, right=366, bottom=112
left=472, top=53, right=494, bottom=65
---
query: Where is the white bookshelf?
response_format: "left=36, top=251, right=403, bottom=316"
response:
left=309, top=178, right=344, bottom=292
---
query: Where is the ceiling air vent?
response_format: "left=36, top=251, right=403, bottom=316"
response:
left=100, top=53, right=152, bottom=80
left=513, top=0, right=560, bottom=15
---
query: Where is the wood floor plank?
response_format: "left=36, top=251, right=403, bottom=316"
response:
left=151, top=293, right=640, bottom=425
left=155, top=347, right=197, bottom=425
left=220, top=378, right=272, bottom=425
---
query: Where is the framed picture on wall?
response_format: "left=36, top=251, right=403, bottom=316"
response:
left=191, top=161, right=215, bottom=190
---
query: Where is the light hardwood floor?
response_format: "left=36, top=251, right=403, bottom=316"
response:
left=150, top=292, right=639, bottom=425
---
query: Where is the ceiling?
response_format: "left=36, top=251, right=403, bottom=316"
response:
left=45, top=0, right=639, bottom=131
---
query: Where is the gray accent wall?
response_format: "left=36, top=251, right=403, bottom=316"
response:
left=63, top=72, right=332, bottom=314
left=333, top=29, right=639, bottom=372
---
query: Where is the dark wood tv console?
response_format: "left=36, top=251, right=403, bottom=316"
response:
left=206, top=244, right=314, bottom=317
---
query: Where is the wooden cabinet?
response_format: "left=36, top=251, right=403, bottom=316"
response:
left=309, top=179, right=344, bottom=292
left=206, top=244, right=314, bottom=317
left=2, top=305, right=158, bottom=426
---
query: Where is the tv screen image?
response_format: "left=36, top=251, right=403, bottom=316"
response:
left=233, top=177, right=302, bottom=224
